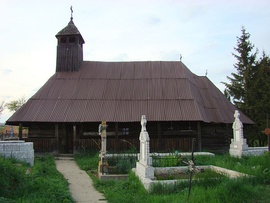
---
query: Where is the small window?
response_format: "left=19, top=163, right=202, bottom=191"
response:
left=69, top=37, right=75, bottom=43
left=60, top=37, right=67, bottom=43
left=122, top=128, right=129, bottom=135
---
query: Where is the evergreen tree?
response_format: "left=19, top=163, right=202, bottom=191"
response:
left=250, top=53, right=270, bottom=145
left=223, top=27, right=257, bottom=114
left=223, top=27, right=270, bottom=146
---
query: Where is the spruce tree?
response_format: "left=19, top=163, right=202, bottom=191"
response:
left=223, top=27, right=270, bottom=146
left=223, top=27, right=257, bottom=114
left=251, top=53, right=270, bottom=145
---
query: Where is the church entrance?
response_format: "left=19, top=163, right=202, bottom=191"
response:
left=65, top=125, right=74, bottom=154
left=59, top=124, right=74, bottom=154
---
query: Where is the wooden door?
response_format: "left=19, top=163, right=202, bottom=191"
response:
left=65, top=125, right=74, bottom=153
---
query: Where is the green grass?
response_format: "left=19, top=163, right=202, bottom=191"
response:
left=75, top=152, right=270, bottom=203
left=0, top=155, right=74, bottom=203
left=195, top=153, right=270, bottom=177
left=155, top=169, right=225, bottom=180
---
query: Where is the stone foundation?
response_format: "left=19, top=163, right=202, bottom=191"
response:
left=0, top=141, right=34, bottom=166
left=136, top=161, right=154, bottom=179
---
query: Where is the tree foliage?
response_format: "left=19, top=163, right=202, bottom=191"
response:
left=251, top=53, right=270, bottom=128
left=223, top=27, right=258, bottom=112
left=5, top=97, right=27, bottom=112
left=0, top=100, right=4, bottom=118
left=223, top=27, right=270, bottom=146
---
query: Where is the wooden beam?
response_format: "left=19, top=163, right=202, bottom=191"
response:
left=197, top=122, right=202, bottom=151
left=55, top=124, right=59, bottom=154
left=19, top=123, right=22, bottom=140
left=73, top=124, right=77, bottom=154
left=157, top=122, right=161, bottom=149
left=115, top=122, right=119, bottom=151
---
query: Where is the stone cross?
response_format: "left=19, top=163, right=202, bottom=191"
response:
left=139, top=115, right=152, bottom=166
left=233, top=110, right=243, bottom=142
left=136, top=115, right=154, bottom=180
left=141, top=115, right=147, bottom=132
left=230, top=110, right=248, bottom=157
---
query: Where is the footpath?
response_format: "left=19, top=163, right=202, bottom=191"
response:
left=55, top=157, right=107, bottom=203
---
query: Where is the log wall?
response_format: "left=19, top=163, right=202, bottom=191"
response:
left=25, top=121, right=232, bottom=153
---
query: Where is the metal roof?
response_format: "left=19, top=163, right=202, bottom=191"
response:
left=6, top=61, right=253, bottom=124
left=55, top=18, right=85, bottom=43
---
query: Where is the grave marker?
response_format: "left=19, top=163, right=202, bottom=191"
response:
left=135, top=115, right=154, bottom=179
left=229, top=110, right=249, bottom=157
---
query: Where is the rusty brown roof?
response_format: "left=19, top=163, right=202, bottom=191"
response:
left=6, top=61, right=253, bottom=124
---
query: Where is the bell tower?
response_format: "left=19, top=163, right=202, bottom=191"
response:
left=55, top=7, right=85, bottom=72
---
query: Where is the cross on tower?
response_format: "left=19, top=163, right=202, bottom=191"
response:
left=70, top=6, right=73, bottom=20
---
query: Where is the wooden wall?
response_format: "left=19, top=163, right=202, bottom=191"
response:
left=25, top=121, right=232, bottom=153
left=201, top=123, right=232, bottom=153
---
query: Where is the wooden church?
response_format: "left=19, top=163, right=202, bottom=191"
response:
left=6, top=14, right=253, bottom=154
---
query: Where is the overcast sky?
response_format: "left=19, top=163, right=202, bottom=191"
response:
left=1, top=0, right=270, bottom=123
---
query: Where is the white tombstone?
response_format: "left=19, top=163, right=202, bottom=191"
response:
left=135, top=115, right=154, bottom=179
left=229, top=110, right=249, bottom=157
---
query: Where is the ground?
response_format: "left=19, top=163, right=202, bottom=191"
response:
left=55, top=157, right=107, bottom=203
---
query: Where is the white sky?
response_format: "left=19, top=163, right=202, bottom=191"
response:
left=1, top=0, right=270, bottom=123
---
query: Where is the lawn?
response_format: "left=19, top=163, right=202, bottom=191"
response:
left=75, top=152, right=270, bottom=203
left=1, top=152, right=269, bottom=203
left=0, top=155, right=74, bottom=203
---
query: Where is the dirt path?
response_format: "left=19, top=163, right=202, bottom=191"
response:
left=55, top=157, right=107, bottom=203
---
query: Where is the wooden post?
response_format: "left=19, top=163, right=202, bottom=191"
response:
left=115, top=122, right=119, bottom=151
left=157, top=122, right=161, bottom=150
left=19, top=123, right=22, bottom=140
left=55, top=124, right=59, bottom=154
left=267, top=135, right=270, bottom=152
left=98, top=121, right=108, bottom=175
left=63, top=124, right=66, bottom=153
left=80, top=123, right=83, bottom=138
left=266, top=115, right=270, bottom=152
left=73, top=124, right=77, bottom=154
left=197, top=122, right=202, bottom=152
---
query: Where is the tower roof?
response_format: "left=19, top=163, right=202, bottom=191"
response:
left=56, top=18, right=85, bottom=43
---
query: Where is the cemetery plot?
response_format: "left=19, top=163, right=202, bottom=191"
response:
left=154, top=168, right=225, bottom=180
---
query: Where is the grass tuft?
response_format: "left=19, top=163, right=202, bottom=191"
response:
left=0, top=155, right=74, bottom=203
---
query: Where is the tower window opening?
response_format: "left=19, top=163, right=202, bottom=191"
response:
left=60, top=37, right=67, bottom=43
left=69, top=37, right=75, bottom=43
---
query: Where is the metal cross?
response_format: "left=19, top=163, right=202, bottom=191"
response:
left=70, top=6, right=73, bottom=19
left=182, top=138, right=204, bottom=198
